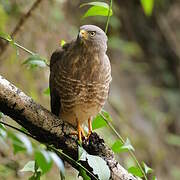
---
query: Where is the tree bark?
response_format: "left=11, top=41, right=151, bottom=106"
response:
left=0, top=75, right=137, bottom=180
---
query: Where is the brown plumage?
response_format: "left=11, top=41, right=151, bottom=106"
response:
left=49, top=25, right=111, bottom=140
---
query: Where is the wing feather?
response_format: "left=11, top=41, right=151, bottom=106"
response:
left=49, top=45, right=67, bottom=116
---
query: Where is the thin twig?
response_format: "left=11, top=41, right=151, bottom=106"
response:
left=11, top=0, right=44, bottom=38
left=105, top=0, right=113, bottom=34
left=0, top=37, right=35, bottom=55
left=0, top=37, right=49, bottom=67
left=0, top=0, right=44, bottom=56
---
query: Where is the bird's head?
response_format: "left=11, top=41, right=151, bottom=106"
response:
left=77, top=25, right=108, bottom=52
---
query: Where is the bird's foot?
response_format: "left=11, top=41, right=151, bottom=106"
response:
left=70, top=127, right=86, bottom=142
left=70, top=119, right=86, bottom=142
left=70, top=117, right=93, bottom=141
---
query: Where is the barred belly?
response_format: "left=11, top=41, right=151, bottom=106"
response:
left=56, top=78, right=110, bottom=127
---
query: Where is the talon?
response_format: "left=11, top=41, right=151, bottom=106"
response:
left=70, top=118, right=92, bottom=141
left=77, top=119, right=86, bottom=142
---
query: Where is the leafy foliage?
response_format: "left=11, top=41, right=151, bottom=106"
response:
left=142, top=162, right=153, bottom=174
left=128, top=166, right=144, bottom=177
left=8, top=132, right=31, bottom=154
left=20, top=161, right=41, bottom=173
left=22, top=55, right=47, bottom=69
left=140, top=0, right=154, bottom=16
left=78, top=146, right=110, bottom=180
left=60, top=39, right=66, bottom=47
left=80, top=1, right=113, bottom=18
left=34, top=149, right=53, bottom=174
left=92, top=114, right=107, bottom=130
left=21, top=161, right=42, bottom=180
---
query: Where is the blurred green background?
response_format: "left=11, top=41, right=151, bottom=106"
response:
left=0, top=0, right=180, bottom=179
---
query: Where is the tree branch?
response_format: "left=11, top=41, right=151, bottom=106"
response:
left=0, top=75, right=137, bottom=180
left=0, top=0, right=44, bottom=55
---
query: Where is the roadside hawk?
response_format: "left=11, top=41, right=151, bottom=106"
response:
left=49, top=25, right=112, bottom=141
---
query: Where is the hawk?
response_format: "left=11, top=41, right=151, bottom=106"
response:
left=50, top=25, right=111, bottom=141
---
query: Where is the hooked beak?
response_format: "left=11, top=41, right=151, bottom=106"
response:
left=79, top=29, right=88, bottom=40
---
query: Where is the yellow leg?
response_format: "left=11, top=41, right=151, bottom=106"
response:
left=80, top=126, right=86, bottom=137
left=87, top=117, right=92, bottom=139
left=70, top=119, right=86, bottom=141
left=77, top=121, right=82, bottom=142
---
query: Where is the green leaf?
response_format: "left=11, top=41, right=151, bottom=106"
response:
left=80, top=2, right=110, bottom=9
left=0, top=123, right=5, bottom=130
left=16, top=133, right=33, bottom=154
left=29, top=172, right=41, bottom=180
left=60, top=40, right=66, bottom=47
left=0, top=127, right=7, bottom=138
left=128, top=166, right=144, bottom=177
left=43, top=87, right=50, bottom=96
left=111, top=140, right=128, bottom=153
left=86, top=154, right=110, bottom=180
left=122, top=138, right=135, bottom=151
left=82, top=6, right=112, bottom=18
left=78, top=146, right=91, bottom=179
left=80, top=2, right=112, bottom=18
left=49, top=152, right=65, bottom=179
left=0, top=32, right=12, bottom=41
left=152, top=176, right=157, bottom=180
left=20, top=161, right=40, bottom=173
left=8, top=132, right=27, bottom=154
left=10, top=39, right=19, bottom=56
left=79, top=168, right=91, bottom=180
left=78, top=146, right=87, bottom=161
left=35, top=149, right=53, bottom=174
left=0, top=32, right=19, bottom=55
left=143, top=162, right=153, bottom=174
left=92, top=114, right=107, bottom=130
left=140, top=0, right=154, bottom=16
left=23, top=55, right=47, bottom=68
left=0, top=122, right=6, bottom=138
left=78, top=147, right=110, bottom=180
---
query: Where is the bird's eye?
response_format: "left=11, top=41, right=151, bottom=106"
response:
left=89, top=31, right=96, bottom=37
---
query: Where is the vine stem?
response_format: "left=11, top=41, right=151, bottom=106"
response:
left=105, top=0, right=113, bottom=34
left=0, top=37, right=35, bottom=55
left=0, top=120, right=34, bottom=138
left=100, top=112, right=148, bottom=180
left=0, top=120, right=97, bottom=179
left=0, top=37, right=49, bottom=66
